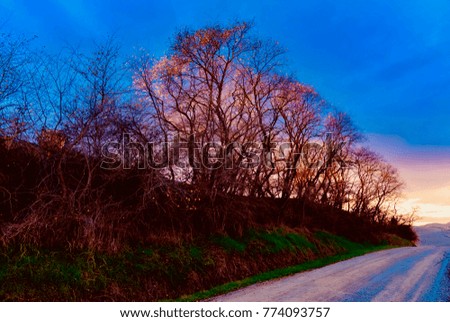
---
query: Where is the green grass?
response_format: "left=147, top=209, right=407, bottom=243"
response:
left=0, top=243, right=215, bottom=300
left=250, top=229, right=317, bottom=253
left=314, top=230, right=367, bottom=250
left=214, top=236, right=246, bottom=253
left=177, top=243, right=393, bottom=302
left=0, top=229, right=407, bottom=301
left=214, top=229, right=318, bottom=254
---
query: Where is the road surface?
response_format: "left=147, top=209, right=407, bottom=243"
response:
left=211, top=223, right=450, bottom=301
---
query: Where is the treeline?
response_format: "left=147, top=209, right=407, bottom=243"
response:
left=0, top=22, right=416, bottom=252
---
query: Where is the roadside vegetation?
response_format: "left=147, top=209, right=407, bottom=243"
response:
left=0, top=228, right=412, bottom=301
left=0, top=22, right=417, bottom=301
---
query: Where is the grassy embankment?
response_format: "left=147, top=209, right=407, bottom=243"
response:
left=0, top=228, right=412, bottom=301
left=0, top=141, right=417, bottom=301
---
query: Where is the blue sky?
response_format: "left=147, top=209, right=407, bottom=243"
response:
left=1, top=0, right=450, bottom=221
left=2, top=0, right=449, bottom=146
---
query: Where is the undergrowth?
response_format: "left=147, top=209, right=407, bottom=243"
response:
left=0, top=228, right=412, bottom=301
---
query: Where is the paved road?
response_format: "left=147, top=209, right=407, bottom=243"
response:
left=211, top=224, right=450, bottom=302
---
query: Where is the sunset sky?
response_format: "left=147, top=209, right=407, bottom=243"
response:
left=1, top=0, right=449, bottom=224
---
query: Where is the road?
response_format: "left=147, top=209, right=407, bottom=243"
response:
left=211, top=223, right=450, bottom=302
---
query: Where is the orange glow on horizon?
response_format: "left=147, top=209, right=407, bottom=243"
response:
left=368, top=134, right=450, bottom=225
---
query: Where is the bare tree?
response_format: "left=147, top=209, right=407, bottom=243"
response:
left=0, top=31, right=34, bottom=140
left=273, top=81, right=322, bottom=200
left=133, top=22, right=287, bottom=197
left=350, top=147, right=403, bottom=223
